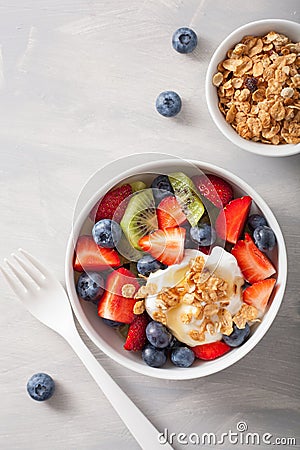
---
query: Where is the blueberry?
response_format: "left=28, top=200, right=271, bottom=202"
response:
left=92, top=219, right=122, bottom=248
left=253, top=226, right=276, bottom=252
left=170, top=346, right=195, bottom=367
left=172, top=27, right=198, bottom=54
left=102, top=318, right=124, bottom=327
left=190, top=223, right=216, bottom=246
left=168, top=335, right=182, bottom=349
left=142, top=344, right=167, bottom=368
left=184, top=226, right=200, bottom=250
left=76, top=272, right=104, bottom=304
left=146, top=321, right=173, bottom=349
left=151, top=175, right=174, bottom=193
left=156, top=91, right=182, bottom=117
left=137, top=254, right=167, bottom=277
left=151, top=175, right=174, bottom=205
left=27, top=373, right=55, bottom=401
left=248, top=214, right=267, bottom=230
left=222, top=323, right=250, bottom=347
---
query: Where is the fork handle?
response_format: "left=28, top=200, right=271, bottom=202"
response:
left=65, top=327, right=173, bottom=450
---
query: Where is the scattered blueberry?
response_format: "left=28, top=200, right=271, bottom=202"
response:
left=146, top=321, right=173, bottom=349
left=172, top=27, right=198, bottom=54
left=92, top=219, right=122, bottom=248
left=222, top=323, right=250, bottom=347
left=170, top=346, right=195, bottom=367
left=248, top=214, right=267, bottom=230
left=27, top=373, right=55, bottom=402
left=253, top=226, right=276, bottom=252
left=137, top=254, right=167, bottom=277
left=190, top=223, right=216, bottom=246
left=102, top=318, right=124, bottom=327
left=156, top=91, right=182, bottom=117
left=76, top=272, right=104, bottom=304
left=142, top=344, right=167, bottom=368
left=151, top=175, right=174, bottom=205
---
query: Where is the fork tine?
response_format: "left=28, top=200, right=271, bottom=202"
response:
left=4, top=258, right=33, bottom=291
left=12, top=253, right=44, bottom=286
left=18, top=248, right=48, bottom=277
left=0, top=265, right=27, bottom=298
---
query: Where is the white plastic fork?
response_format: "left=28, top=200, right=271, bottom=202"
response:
left=0, top=249, right=173, bottom=450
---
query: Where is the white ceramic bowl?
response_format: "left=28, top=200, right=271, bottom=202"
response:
left=65, top=157, right=287, bottom=379
left=206, top=19, right=300, bottom=157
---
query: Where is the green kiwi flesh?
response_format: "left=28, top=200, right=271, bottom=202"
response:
left=120, top=189, right=158, bottom=250
left=168, top=172, right=205, bottom=227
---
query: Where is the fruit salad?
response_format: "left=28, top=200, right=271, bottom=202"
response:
left=73, top=171, right=277, bottom=369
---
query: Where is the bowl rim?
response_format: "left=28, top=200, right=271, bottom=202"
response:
left=65, top=158, right=287, bottom=380
left=205, top=18, right=300, bottom=157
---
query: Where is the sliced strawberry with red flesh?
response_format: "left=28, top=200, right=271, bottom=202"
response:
left=243, top=278, right=276, bottom=314
left=199, top=246, right=211, bottom=255
left=157, top=196, right=187, bottom=229
left=89, top=184, right=132, bottom=223
left=215, top=196, right=252, bottom=244
left=191, top=341, right=231, bottom=360
left=232, top=233, right=276, bottom=284
left=98, top=268, right=140, bottom=324
left=193, top=174, right=233, bottom=208
left=124, top=313, right=149, bottom=351
left=73, top=236, right=120, bottom=272
left=138, top=227, right=186, bottom=266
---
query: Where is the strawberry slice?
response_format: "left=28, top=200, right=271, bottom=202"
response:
left=193, top=174, right=233, bottom=208
left=138, top=227, right=186, bottom=266
left=124, top=313, right=149, bottom=351
left=232, top=233, right=276, bottom=284
left=157, top=196, right=187, bottom=229
left=192, top=341, right=231, bottom=360
left=243, top=278, right=276, bottom=314
left=199, top=246, right=211, bottom=255
left=73, top=236, right=120, bottom=272
left=215, top=196, right=252, bottom=244
left=90, top=184, right=132, bottom=223
left=98, top=268, right=140, bottom=324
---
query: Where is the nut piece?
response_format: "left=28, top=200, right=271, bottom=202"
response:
left=153, top=310, right=167, bottom=325
left=189, top=329, right=205, bottom=342
left=218, top=308, right=233, bottom=335
left=146, top=283, right=158, bottom=295
left=233, top=304, right=258, bottom=329
left=180, top=312, right=193, bottom=324
left=213, top=72, right=223, bottom=87
left=280, top=87, right=294, bottom=98
left=133, top=300, right=145, bottom=315
left=122, top=284, right=136, bottom=298
left=134, top=285, right=148, bottom=299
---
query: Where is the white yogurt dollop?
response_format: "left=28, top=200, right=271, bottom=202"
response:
left=145, top=247, right=244, bottom=347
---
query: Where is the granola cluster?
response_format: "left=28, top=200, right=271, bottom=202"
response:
left=134, top=255, right=259, bottom=343
left=213, top=31, right=300, bottom=145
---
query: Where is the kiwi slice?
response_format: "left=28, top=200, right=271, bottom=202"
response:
left=120, top=189, right=158, bottom=250
left=168, top=172, right=205, bottom=227
left=130, top=181, right=147, bottom=192
left=116, top=232, right=144, bottom=262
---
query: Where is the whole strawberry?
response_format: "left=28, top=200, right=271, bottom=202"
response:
left=90, top=184, right=132, bottom=223
left=193, top=174, right=233, bottom=208
left=124, top=314, right=149, bottom=351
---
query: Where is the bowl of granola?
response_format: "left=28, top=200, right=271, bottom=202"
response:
left=206, top=19, right=300, bottom=157
left=65, top=155, right=287, bottom=379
